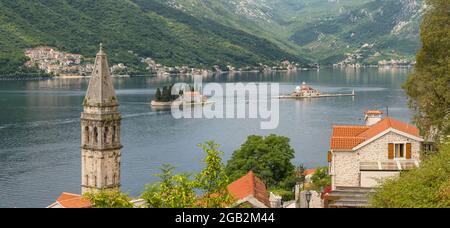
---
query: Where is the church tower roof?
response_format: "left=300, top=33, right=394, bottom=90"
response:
left=84, top=44, right=118, bottom=107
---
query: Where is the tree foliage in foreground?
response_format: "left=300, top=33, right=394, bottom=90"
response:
left=310, top=167, right=331, bottom=191
left=140, top=164, right=198, bottom=208
left=140, top=141, right=232, bottom=208
left=80, top=141, right=234, bottom=208
left=404, top=0, right=450, bottom=140
left=226, top=134, right=296, bottom=189
left=370, top=141, right=450, bottom=208
left=195, top=142, right=233, bottom=208
left=84, top=190, right=134, bottom=208
left=80, top=136, right=299, bottom=208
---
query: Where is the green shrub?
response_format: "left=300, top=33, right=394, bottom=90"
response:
left=84, top=190, right=134, bottom=208
left=370, top=142, right=450, bottom=208
left=226, top=134, right=296, bottom=189
left=310, top=167, right=331, bottom=191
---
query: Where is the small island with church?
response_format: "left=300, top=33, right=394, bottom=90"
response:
left=151, top=84, right=212, bottom=108
left=279, top=82, right=355, bottom=99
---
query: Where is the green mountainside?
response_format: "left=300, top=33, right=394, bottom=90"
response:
left=0, top=0, right=424, bottom=75
left=290, top=0, right=423, bottom=64
left=163, top=0, right=424, bottom=64
left=0, top=0, right=304, bottom=75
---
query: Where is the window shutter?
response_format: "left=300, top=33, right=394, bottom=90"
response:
left=388, top=143, right=394, bottom=160
left=406, top=143, right=412, bottom=159
left=328, top=151, right=332, bottom=163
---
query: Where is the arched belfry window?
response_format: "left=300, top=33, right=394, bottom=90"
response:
left=104, top=127, right=109, bottom=144
left=93, top=127, right=98, bottom=144
left=84, top=126, right=90, bottom=144
left=112, top=126, right=116, bottom=144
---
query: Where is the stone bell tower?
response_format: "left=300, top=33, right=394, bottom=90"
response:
left=81, top=44, right=122, bottom=194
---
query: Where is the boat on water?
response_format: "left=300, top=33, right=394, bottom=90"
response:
left=279, top=82, right=355, bottom=99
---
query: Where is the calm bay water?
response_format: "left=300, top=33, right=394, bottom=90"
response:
left=0, top=68, right=413, bottom=208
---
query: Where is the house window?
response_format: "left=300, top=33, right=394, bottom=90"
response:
left=394, top=143, right=406, bottom=159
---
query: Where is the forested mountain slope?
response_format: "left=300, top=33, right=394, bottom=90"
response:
left=0, top=0, right=303, bottom=75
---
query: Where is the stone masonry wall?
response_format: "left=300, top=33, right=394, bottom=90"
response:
left=332, top=131, right=421, bottom=189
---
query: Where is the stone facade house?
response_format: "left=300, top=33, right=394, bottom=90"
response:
left=328, top=111, right=424, bottom=190
left=303, top=169, right=317, bottom=184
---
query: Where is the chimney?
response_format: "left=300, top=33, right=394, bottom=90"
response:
left=365, top=110, right=384, bottom=126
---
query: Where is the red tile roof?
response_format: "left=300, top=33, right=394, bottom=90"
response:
left=184, top=91, right=201, bottom=97
left=360, top=117, right=420, bottom=139
left=303, top=169, right=317, bottom=176
left=330, top=117, right=421, bottom=151
left=53, top=192, right=92, bottom=208
left=365, top=110, right=384, bottom=115
left=227, top=171, right=270, bottom=208
left=332, top=125, right=370, bottom=137
left=330, top=137, right=367, bottom=151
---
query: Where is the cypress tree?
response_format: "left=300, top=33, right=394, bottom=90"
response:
left=162, top=86, right=168, bottom=102
left=155, top=88, right=162, bottom=101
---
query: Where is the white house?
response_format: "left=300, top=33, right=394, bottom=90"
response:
left=328, top=111, right=424, bottom=190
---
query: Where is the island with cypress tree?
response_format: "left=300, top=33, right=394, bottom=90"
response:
left=151, top=84, right=211, bottom=108
left=151, top=85, right=181, bottom=107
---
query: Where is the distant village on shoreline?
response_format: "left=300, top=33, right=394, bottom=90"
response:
left=23, top=46, right=415, bottom=78
left=24, top=46, right=303, bottom=78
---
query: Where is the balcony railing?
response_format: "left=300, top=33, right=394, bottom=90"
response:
left=360, top=160, right=419, bottom=171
